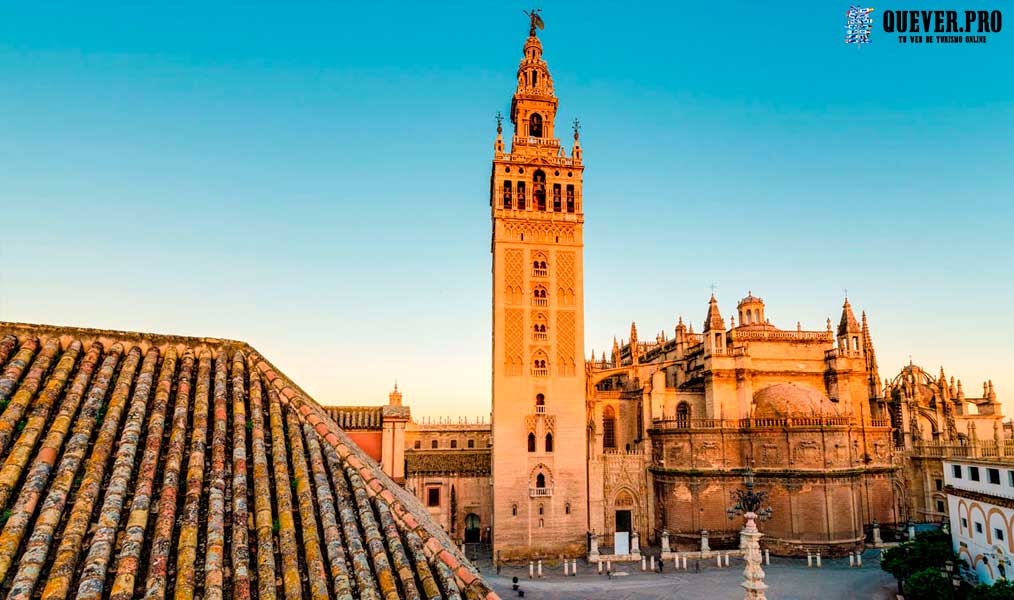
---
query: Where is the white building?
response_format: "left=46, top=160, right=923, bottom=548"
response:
left=944, top=457, right=1014, bottom=584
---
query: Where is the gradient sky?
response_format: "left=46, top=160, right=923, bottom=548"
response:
left=2, top=2, right=1012, bottom=419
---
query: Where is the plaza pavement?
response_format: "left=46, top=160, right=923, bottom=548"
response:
left=477, top=551, right=899, bottom=599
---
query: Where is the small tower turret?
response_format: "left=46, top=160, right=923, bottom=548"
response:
left=703, top=294, right=726, bottom=355
left=737, top=291, right=766, bottom=327
left=837, top=296, right=862, bottom=354
left=388, top=383, right=403, bottom=407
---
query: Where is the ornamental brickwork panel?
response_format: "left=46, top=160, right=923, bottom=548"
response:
left=505, top=308, right=524, bottom=376
left=505, top=248, right=523, bottom=305
left=557, top=310, right=575, bottom=376
left=556, top=251, right=575, bottom=306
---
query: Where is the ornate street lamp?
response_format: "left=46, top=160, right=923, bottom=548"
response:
left=727, top=470, right=773, bottom=600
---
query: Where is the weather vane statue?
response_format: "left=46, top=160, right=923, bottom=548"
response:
left=523, top=8, right=545, bottom=36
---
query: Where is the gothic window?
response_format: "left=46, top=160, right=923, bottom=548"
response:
left=603, top=405, right=617, bottom=449
left=545, top=432, right=553, bottom=452
left=566, top=185, right=575, bottom=212
left=503, top=181, right=512, bottom=209
left=517, top=181, right=526, bottom=210
left=565, top=503, right=571, bottom=514
left=512, top=504, right=518, bottom=517
left=536, top=473, right=546, bottom=489
left=530, top=113, right=543, bottom=138
left=533, top=170, right=546, bottom=211
left=528, top=432, right=536, bottom=452
left=553, top=184, right=561, bottom=212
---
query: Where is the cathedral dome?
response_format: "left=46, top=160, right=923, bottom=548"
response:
left=752, top=383, right=838, bottom=419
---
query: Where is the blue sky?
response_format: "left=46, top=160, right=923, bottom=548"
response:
left=1, top=2, right=1011, bottom=418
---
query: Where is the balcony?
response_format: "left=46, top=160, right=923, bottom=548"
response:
left=532, top=268, right=548, bottom=278
left=533, top=332, right=548, bottom=342
left=531, top=368, right=548, bottom=377
left=532, top=298, right=548, bottom=307
left=535, top=405, right=546, bottom=414
left=529, top=487, right=553, bottom=497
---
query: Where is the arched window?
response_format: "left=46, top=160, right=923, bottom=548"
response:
left=552, top=184, right=561, bottom=212
left=565, top=502, right=571, bottom=514
left=676, top=402, right=690, bottom=424
left=533, top=170, right=546, bottom=211
left=527, top=432, right=536, bottom=452
left=530, top=113, right=543, bottom=138
left=532, top=256, right=548, bottom=277
left=536, top=393, right=545, bottom=405
left=536, top=473, right=546, bottom=488
left=566, top=184, right=575, bottom=213
left=545, top=432, right=553, bottom=452
left=512, top=504, right=518, bottom=516
left=532, top=287, right=548, bottom=306
left=517, top=181, right=526, bottom=210
left=603, top=405, right=617, bottom=449
left=502, top=181, right=512, bottom=210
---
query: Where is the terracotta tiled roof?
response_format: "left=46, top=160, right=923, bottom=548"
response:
left=0, top=323, right=497, bottom=600
left=405, top=451, right=491, bottom=476
left=324, top=406, right=384, bottom=430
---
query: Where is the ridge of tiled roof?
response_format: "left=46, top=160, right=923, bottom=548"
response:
left=405, top=451, right=491, bottom=476
left=0, top=322, right=497, bottom=600
left=324, top=406, right=385, bottom=430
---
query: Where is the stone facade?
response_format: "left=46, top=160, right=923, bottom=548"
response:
left=488, top=19, right=588, bottom=560
left=323, top=14, right=1006, bottom=563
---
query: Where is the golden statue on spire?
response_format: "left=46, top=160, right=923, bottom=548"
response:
left=523, top=8, right=544, bottom=35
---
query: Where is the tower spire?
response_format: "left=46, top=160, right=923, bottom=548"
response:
left=703, top=293, right=725, bottom=332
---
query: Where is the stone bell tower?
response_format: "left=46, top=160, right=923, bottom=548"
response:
left=490, top=10, right=588, bottom=559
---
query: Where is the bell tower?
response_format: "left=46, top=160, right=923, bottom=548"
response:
left=490, top=10, right=588, bottom=559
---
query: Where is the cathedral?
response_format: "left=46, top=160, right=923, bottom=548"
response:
left=364, top=13, right=1007, bottom=561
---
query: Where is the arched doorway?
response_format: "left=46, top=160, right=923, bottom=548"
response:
left=464, top=513, right=481, bottom=544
